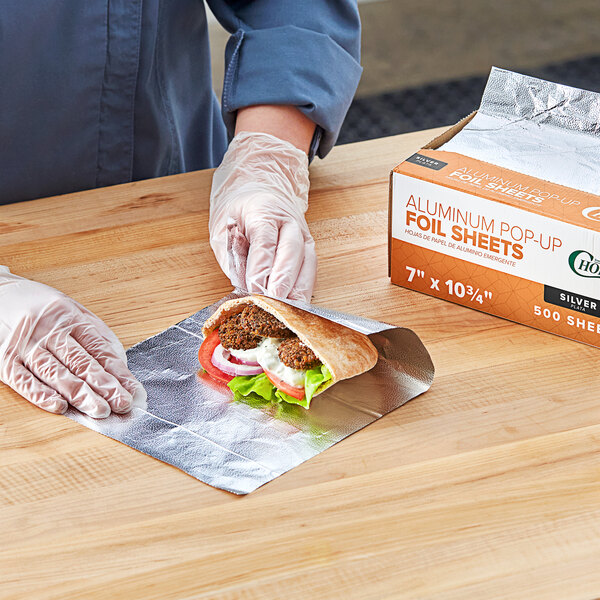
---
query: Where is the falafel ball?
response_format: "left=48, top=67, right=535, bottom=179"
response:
left=278, top=337, right=321, bottom=370
left=218, top=313, right=261, bottom=350
left=240, top=305, right=294, bottom=338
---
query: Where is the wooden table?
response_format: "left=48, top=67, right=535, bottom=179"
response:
left=1, top=129, right=599, bottom=600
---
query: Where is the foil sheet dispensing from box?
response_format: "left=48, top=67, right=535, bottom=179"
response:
left=442, top=67, right=600, bottom=195
left=64, top=291, right=434, bottom=494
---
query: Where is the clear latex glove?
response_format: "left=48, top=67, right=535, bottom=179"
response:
left=0, top=266, right=146, bottom=418
left=209, top=131, right=316, bottom=303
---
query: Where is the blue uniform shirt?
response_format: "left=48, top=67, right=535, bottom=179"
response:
left=0, top=1, right=361, bottom=204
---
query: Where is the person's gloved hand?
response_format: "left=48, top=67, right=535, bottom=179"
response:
left=0, top=267, right=146, bottom=418
left=209, top=131, right=316, bottom=303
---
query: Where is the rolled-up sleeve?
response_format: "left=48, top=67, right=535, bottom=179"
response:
left=207, top=0, right=362, bottom=158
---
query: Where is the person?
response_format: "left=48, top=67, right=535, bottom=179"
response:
left=0, top=1, right=362, bottom=418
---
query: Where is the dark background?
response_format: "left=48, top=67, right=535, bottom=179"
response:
left=209, top=0, right=600, bottom=145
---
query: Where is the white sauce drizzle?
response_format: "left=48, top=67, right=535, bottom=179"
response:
left=229, top=338, right=306, bottom=387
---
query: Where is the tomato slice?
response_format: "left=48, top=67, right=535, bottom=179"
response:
left=198, top=330, right=233, bottom=383
left=264, top=369, right=305, bottom=400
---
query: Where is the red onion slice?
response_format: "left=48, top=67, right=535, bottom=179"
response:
left=211, top=344, right=263, bottom=376
left=231, top=355, right=261, bottom=366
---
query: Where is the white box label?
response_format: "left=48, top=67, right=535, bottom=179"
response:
left=392, top=172, right=600, bottom=299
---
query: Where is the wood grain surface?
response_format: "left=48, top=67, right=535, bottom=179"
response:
left=1, top=129, right=599, bottom=600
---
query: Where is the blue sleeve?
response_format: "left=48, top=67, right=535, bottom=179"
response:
left=206, top=0, right=362, bottom=158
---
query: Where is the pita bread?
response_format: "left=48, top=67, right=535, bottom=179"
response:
left=202, top=295, right=378, bottom=389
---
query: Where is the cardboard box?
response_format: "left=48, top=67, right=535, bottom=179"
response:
left=389, top=114, right=600, bottom=348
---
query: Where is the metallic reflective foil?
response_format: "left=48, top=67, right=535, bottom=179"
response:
left=66, top=292, right=434, bottom=494
left=442, top=67, right=600, bottom=195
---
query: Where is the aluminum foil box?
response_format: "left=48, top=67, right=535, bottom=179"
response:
left=389, top=69, right=600, bottom=348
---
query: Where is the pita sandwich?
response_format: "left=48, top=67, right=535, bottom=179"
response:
left=199, top=295, right=378, bottom=408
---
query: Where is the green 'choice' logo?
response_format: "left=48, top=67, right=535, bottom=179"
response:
left=569, top=250, right=600, bottom=278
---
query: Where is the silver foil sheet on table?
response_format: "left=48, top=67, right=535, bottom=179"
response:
left=441, top=67, right=600, bottom=195
left=65, top=291, right=435, bottom=494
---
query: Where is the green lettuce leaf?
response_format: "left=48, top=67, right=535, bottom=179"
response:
left=274, top=389, right=308, bottom=408
left=228, top=373, right=276, bottom=403
left=228, top=364, right=333, bottom=410
left=304, top=364, right=332, bottom=405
